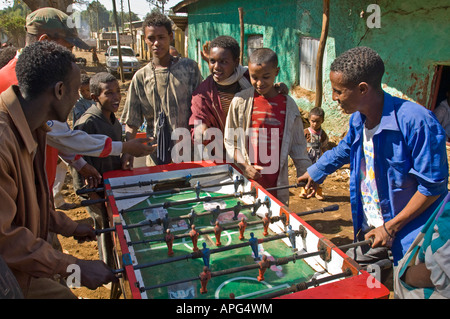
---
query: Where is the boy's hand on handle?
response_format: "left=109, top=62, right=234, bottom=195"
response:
left=79, top=163, right=102, bottom=188
left=297, top=172, right=317, bottom=197
left=243, top=164, right=263, bottom=181
left=75, top=259, right=119, bottom=290
left=364, top=222, right=394, bottom=249
left=72, top=223, right=96, bottom=243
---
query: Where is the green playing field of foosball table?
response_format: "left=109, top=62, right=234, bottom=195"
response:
left=117, top=188, right=318, bottom=299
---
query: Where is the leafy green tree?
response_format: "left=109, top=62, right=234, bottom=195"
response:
left=0, top=1, right=28, bottom=46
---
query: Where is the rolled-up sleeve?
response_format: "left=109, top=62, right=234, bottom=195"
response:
left=407, top=117, right=449, bottom=197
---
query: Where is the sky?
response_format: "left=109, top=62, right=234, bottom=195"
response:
left=0, top=0, right=183, bottom=19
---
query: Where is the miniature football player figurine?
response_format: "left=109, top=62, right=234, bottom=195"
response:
left=249, top=232, right=260, bottom=260
left=211, top=205, right=220, bottom=225
left=257, top=255, right=271, bottom=281
left=195, top=181, right=201, bottom=199
left=238, top=217, right=247, bottom=240
left=251, top=199, right=261, bottom=216
left=232, top=202, right=241, bottom=220
left=262, top=212, right=270, bottom=236
left=199, top=266, right=211, bottom=294
left=214, top=221, right=223, bottom=246
left=187, top=208, right=196, bottom=228
left=201, top=242, right=210, bottom=267
left=164, top=229, right=175, bottom=256
left=162, top=213, right=170, bottom=232
left=287, top=225, right=297, bottom=252
left=189, top=224, right=200, bottom=252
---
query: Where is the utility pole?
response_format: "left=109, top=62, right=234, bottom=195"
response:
left=238, top=7, right=244, bottom=65
left=128, top=0, right=135, bottom=51
left=315, top=0, right=330, bottom=108
left=96, top=0, right=100, bottom=33
left=112, top=0, right=125, bottom=82
left=120, top=0, right=125, bottom=31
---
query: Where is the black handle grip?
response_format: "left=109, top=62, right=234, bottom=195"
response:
left=295, top=204, right=339, bottom=217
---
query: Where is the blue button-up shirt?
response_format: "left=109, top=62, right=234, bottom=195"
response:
left=308, top=92, right=449, bottom=264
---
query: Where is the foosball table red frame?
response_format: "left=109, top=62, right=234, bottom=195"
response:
left=103, top=161, right=390, bottom=299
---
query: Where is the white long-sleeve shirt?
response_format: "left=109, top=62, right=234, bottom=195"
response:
left=46, top=120, right=123, bottom=171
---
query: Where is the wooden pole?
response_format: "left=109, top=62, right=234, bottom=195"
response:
left=238, top=7, right=244, bottom=65
left=127, top=0, right=135, bottom=51
left=315, top=0, right=330, bottom=108
left=112, top=0, right=125, bottom=82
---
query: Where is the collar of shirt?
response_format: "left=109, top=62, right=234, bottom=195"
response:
left=349, top=91, right=402, bottom=145
left=0, top=86, right=37, bottom=156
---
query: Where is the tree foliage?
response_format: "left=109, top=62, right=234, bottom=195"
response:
left=0, top=0, right=141, bottom=41
left=0, top=1, right=29, bottom=46
left=21, top=0, right=74, bottom=12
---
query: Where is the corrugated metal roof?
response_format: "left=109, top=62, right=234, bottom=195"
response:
left=172, top=0, right=201, bottom=13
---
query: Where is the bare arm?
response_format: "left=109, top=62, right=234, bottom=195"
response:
left=366, top=191, right=440, bottom=247
left=234, top=149, right=262, bottom=181
left=403, top=263, right=434, bottom=288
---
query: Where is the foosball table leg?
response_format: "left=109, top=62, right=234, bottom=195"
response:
left=110, top=280, right=122, bottom=299
left=110, top=250, right=122, bottom=299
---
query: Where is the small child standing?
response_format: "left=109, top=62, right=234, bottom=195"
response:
left=72, top=73, right=95, bottom=126
left=73, top=72, right=123, bottom=267
left=224, top=48, right=311, bottom=205
left=299, top=107, right=329, bottom=200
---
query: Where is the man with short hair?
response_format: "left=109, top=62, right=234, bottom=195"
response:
left=0, top=41, right=118, bottom=299
left=121, top=11, right=202, bottom=167
left=298, top=47, right=448, bottom=279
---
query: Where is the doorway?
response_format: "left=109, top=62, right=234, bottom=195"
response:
left=430, top=65, right=450, bottom=111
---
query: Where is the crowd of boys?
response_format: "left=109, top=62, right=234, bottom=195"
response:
left=0, top=7, right=448, bottom=299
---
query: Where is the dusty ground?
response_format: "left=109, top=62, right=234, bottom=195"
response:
left=59, top=50, right=385, bottom=299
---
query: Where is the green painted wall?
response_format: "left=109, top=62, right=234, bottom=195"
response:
left=182, top=0, right=450, bottom=137
left=355, top=0, right=450, bottom=107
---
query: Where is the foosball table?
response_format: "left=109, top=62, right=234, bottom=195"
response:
left=92, top=162, right=389, bottom=299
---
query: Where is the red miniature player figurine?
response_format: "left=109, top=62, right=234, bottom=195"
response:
left=165, top=228, right=175, bottom=256
left=199, top=266, right=211, bottom=294
left=262, top=212, right=270, bottom=236
left=214, top=221, right=223, bottom=246
left=238, top=217, right=247, bottom=240
left=189, top=224, right=200, bottom=252
left=257, top=255, right=270, bottom=281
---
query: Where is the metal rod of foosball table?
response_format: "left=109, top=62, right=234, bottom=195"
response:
left=80, top=176, right=244, bottom=206
left=128, top=218, right=276, bottom=246
left=139, top=240, right=369, bottom=292
left=265, top=182, right=306, bottom=192
left=140, top=251, right=324, bottom=291
left=295, top=204, right=339, bottom=216
left=119, top=188, right=257, bottom=215
left=335, top=238, right=373, bottom=251
left=122, top=203, right=335, bottom=244
left=95, top=197, right=270, bottom=236
left=76, top=167, right=234, bottom=195
left=141, top=262, right=263, bottom=291
left=112, top=231, right=297, bottom=275
left=255, top=268, right=353, bottom=299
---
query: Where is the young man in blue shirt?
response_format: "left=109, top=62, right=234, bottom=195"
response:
left=298, top=47, right=448, bottom=278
